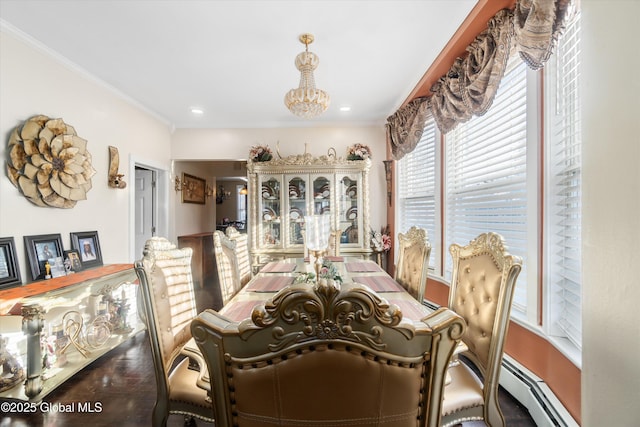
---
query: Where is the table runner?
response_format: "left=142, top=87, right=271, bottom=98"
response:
left=245, top=275, right=295, bottom=292
left=260, top=261, right=297, bottom=273
left=351, top=275, right=405, bottom=292
left=345, top=261, right=383, bottom=272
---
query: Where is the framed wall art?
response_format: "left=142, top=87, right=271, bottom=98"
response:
left=181, top=173, right=206, bottom=204
left=0, top=237, right=22, bottom=289
left=24, top=233, right=64, bottom=281
left=70, top=231, right=103, bottom=269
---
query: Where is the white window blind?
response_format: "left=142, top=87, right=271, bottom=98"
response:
left=546, top=10, right=582, bottom=348
left=397, top=117, right=437, bottom=268
left=445, top=57, right=529, bottom=313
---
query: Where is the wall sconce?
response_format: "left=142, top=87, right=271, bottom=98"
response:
left=216, top=184, right=231, bottom=204
left=383, top=160, right=393, bottom=207
left=205, top=185, right=214, bottom=199
left=108, top=146, right=127, bottom=189
left=239, top=185, right=248, bottom=196
left=174, top=175, right=184, bottom=192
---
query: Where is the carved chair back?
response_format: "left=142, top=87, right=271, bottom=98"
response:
left=135, top=237, right=212, bottom=426
left=395, top=226, right=431, bottom=303
left=192, top=280, right=465, bottom=427
left=442, top=232, right=522, bottom=427
left=213, top=231, right=241, bottom=305
left=225, top=226, right=252, bottom=287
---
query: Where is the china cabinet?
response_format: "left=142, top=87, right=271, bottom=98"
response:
left=247, top=153, right=372, bottom=269
left=0, top=265, right=143, bottom=401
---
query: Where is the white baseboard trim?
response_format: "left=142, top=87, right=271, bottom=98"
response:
left=500, top=355, right=579, bottom=427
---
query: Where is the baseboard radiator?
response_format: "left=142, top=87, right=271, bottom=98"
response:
left=500, top=355, right=579, bottom=427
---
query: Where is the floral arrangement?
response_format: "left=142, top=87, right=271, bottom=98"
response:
left=295, top=259, right=343, bottom=283
left=346, top=143, right=372, bottom=160
left=249, top=144, right=273, bottom=162
left=370, top=226, right=392, bottom=253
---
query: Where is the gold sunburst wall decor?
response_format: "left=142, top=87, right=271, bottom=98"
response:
left=6, top=115, right=96, bottom=208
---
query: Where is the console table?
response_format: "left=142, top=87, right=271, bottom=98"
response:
left=0, top=264, right=144, bottom=401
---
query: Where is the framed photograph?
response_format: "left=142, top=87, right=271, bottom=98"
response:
left=70, top=231, right=103, bottom=269
left=48, top=256, right=66, bottom=278
left=64, top=249, right=83, bottom=272
left=24, top=233, right=64, bottom=281
left=0, top=237, right=22, bottom=289
left=181, top=173, right=206, bottom=204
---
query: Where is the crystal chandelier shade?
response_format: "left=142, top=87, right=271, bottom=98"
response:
left=284, top=34, right=330, bottom=119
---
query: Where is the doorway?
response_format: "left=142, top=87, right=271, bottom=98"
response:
left=134, top=167, right=156, bottom=259
left=130, top=158, right=169, bottom=262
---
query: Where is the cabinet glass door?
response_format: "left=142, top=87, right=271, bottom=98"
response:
left=311, top=175, right=333, bottom=217
left=286, top=175, right=307, bottom=247
left=260, top=176, right=282, bottom=247
left=338, top=174, right=361, bottom=245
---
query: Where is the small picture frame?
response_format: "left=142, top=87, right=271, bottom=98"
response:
left=48, top=256, right=66, bottom=278
left=64, top=249, right=83, bottom=273
left=181, top=173, right=206, bottom=204
left=70, top=231, right=103, bottom=269
left=0, top=237, right=22, bottom=289
left=24, top=234, right=64, bottom=281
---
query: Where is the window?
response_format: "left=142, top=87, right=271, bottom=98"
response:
left=394, top=10, right=582, bottom=356
left=545, top=9, right=582, bottom=350
left=237, top=184, right=247, bottom=223
left=444, top=57, right=530, bottom=314
left=397, top=119, right=438, bottom=269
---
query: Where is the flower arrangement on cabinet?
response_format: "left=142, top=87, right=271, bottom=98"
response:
left=249, top=144, right=273, bottom=162
left=346, top=143, right=371, bottom=160
left=370, top=226, right=392, bottom=253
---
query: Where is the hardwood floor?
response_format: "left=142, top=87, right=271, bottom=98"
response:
left=0, top=331, right=536, bottom=426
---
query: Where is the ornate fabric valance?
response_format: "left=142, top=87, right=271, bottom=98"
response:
left=385, top=97, right=430, bottom=160
left=514, top=0, right=572, bottom=70
left=386, top=0, right=573, bottom=160
left=430, top=9, right=513, bottom=135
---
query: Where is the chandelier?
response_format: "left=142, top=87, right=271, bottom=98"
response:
left=284, top=33, right=330, bottom=119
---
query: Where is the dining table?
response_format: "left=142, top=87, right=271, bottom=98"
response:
left=217, top=257, right=436, bottom=323
left=183, top=256, right=464, bottom=391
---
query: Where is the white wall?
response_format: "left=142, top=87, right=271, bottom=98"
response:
left=0, top=29, right=172, bottom=281
left=171, top=127, right=388, bottom=232
left=581, top=2, right=640, bottom=426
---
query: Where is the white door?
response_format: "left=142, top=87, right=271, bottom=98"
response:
left=134, top=167, right=156, bottom=260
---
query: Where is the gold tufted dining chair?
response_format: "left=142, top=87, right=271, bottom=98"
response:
left=395, top=226, right=431, bottom=303
left=225, top=226, right=252, bottom=287
left=191, top=280, right=466, bottom=427
left=135, top=237, right=213, bottom=427
left=213, top=230, right=241, bottom=305
left=441, top=232, right=522, bottom=427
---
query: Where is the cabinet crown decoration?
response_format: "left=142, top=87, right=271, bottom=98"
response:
left=248, top=153, right=370, bottom=171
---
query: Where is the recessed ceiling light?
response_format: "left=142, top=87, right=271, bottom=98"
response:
left=191, top=108, right=204, bottom=115
left=339, top=106, right=351, bottom=112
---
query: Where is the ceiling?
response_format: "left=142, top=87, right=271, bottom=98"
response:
left=0, top=0, right=476, bottom=130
